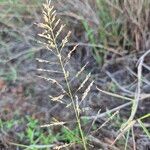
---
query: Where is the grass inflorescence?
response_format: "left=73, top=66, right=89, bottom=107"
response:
left=37, top=0, right=96, bottom=149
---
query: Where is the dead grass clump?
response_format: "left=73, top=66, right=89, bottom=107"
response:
left=54, top=0, right=150, bottom=53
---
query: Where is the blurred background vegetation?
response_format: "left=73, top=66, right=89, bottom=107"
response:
left=0, top=0, right=149, bottom=149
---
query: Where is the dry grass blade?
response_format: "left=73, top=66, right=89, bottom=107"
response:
left=87, top=109, right=101, bottom=135
left=97, top=86, right=150, bottom=101
left=96, top=87, right=133, bottom=101
left=8, top=142, right=55, bottom=149
left=88, top=135, right=120, bottom=150
left=131, top=127, right=136, bottom=150
left=66, top=42, right=120, bottom=54
left=82, top=102, right=132, bottom=120
left=124, top=49, right=150, bottom=127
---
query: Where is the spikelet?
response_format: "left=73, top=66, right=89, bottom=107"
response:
left=75, top=63, right=88, bottom=78
left=76, top=72, right=91, bottom=92
left=36, top=58, right=50, bottom=63
left=38, top=33, right=53, bottom=41
left=37, top=68, right=63, bottom=74
left=55, top=24, right=66, bottom=39
left=49, top=94, right=64, bottom=103
left=37, top=75, right=67, bottom=94
left=41, top=121, right=66, bottom=127
left=64, top=44, right=79, bottom=65
left=80, top=81, right=94, bottom=103
left=75, top=95, right=81, bottom=116
left=54, top=143, right=73, bottom=150
left=53, top=19, right=60, bottom=30
left=61, top=31, right=71, bottom=49
left=68, top=45, right=78, bottom=57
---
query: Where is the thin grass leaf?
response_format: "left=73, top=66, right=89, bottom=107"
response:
left=8, top=142, right=54, bottom=149
left=131, top=127, right=136, bottom=150
left=138, top=119, right=150, bottom=138
left=124, top=50, right=150, bottom=129
left=124, top=129, right=130, bottom=150
left=139, top=113, right=150, bottom=120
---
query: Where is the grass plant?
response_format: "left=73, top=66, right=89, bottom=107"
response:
left=36, top=0, right=96, bottom=149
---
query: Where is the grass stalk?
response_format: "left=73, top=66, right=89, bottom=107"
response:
left=38, top=2, right=88, bottom=148
left=50, top=22, right=87, bottom=150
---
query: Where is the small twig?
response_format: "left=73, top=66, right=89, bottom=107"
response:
left=88, top=135, right=120, bottom=150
